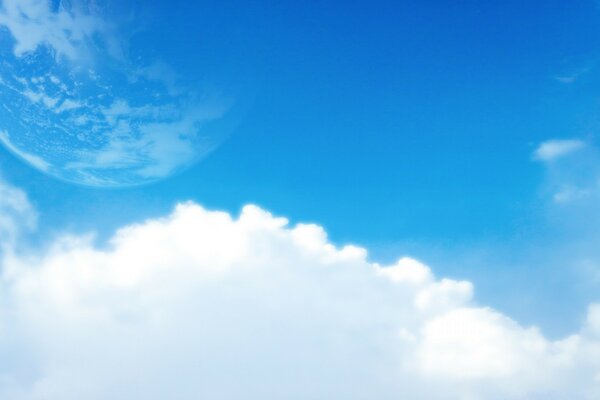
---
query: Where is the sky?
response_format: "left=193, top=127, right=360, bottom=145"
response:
left=2, top=0, right=600, bottom=398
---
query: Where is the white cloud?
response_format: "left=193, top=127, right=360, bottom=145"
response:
left=55, top=99, right=82, bottom=113
left=0, top=0, right=106, bottom=61
left=534, top=139, right=600, bottom=206
left=552, top=185, right=593, bottom=204
left=62, top=99, right=230, bottom=182
left=533, top=139, right=586, bottom=162
left=0, top=177, right=35, bottom=247
left=0, top=131, right=51, bottom=173
left=0, top=185, right=598, bottom=399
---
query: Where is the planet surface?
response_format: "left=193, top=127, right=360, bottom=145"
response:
left=0, top=0, right=233, bottom=187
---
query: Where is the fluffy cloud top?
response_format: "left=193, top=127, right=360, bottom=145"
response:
left=533, top=139, right=586, bottom=162
left=0, top=179, right=599, bottom=399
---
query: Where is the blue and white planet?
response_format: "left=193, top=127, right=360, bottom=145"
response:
left=0, top=0, right=233, bottom=187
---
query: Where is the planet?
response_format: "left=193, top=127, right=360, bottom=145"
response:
left=0, top=0, right=234, bottom=187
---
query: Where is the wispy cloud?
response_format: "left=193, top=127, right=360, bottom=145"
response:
left=554, top=62, right=595, bottom=84
left=0, top=176, right=35, bottom=247
left=534, top=138, right=600, bottom=206
left=533, top=139, right=586, bottom=162
left=531, top=139, right=600, bottom=293
left=0, top=131, right=52, bottom=172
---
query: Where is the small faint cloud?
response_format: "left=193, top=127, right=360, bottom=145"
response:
left=554, top=63, right=594, bottom=84
left=555, top=74, right=579, bottom=84
left=533, top=139, right=586, bottom=162
left=552, top=185, right=593, bottom=204
left=0, top=174, right=36, bottom=245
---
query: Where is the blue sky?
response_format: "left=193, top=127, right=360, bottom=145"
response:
left=2, top=1, right=600, bottom=398
left=3, top=0, right=598, bottom=330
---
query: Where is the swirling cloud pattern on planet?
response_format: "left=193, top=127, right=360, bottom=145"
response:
left=0, top=0, right=233, bottom=186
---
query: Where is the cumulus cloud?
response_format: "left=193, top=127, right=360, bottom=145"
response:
left=533, top=139, right=586, bottom=162
left=0, top=184, right=599, bottom=399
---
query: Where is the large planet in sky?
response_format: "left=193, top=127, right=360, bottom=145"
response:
left=0, top=0, right=234, bottom=187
